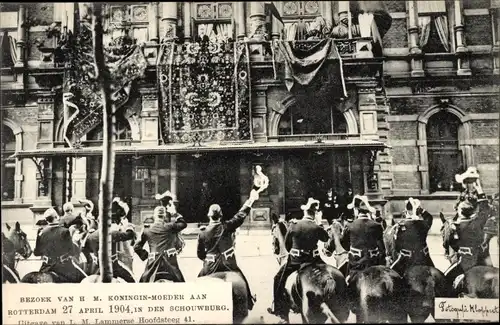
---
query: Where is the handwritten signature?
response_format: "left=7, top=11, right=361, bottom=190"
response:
left=438, top=300, right=499, bottom=319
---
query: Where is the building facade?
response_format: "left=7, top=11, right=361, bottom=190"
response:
left=1, top=1, right=499, bottom=229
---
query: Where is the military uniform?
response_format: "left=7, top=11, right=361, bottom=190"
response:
left=391, top=210, right=434, bottom=274
left=134, top=213, right=187, bottom=282
left=445, top=193, right=493, bottom=283
left=197, top=203, right=255, bottom=310
left=83, top=222, right=136, bottom=282
left=344, top=214, right=385, bottom=280
left=34, top=222, right=87, bottom=283
left=271, top=216, right=329, bottom=318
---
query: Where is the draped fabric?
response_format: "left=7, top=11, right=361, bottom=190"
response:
left=157, top=40, right=251, bottom=144
left=434, top=15, right=450, bottom=52
left=273, top=39, right=347, bottom=105
left=0, top=32, right=17, bottom=68
left=418, top=16, right=432, bottom=48
left=62, top=22, right=147, bottom=147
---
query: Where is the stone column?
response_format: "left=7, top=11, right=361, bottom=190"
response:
left=140, top=89, right=160, bottom=146
left=407, top=0, right=424, bottom=77
left=454, top=0, right=466, bottom=53
left=271, top=1, right=283, bottom=40
left=324, top=1, right=333, bottom=28
left=183, top=2, right=192, bottom=41
left=249, top=2, right=267, bottom=40
left=15, top=4, right=26, bottom=67
left=71, top=157, right=87, bottom=203
left=149, top=2, right=159, bottom=43
left=170, top=155, right=178, bottom=201
left=492, top=7, right=500, bottom=74
left=417, top=123, right=430, bottom=194
left=236, top=2, right=246, bottom=40
left=161, top=2, right=177, bottom=40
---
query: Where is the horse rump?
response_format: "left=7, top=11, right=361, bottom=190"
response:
left=301, top=264, right=349, bottom=323
left=21, top=271, right=60, bottom=283
left=462, top=266, right=499, bottom=298
left=356, top=266, right=407, bottom=323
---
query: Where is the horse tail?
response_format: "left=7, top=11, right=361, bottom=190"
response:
left=323, top=276, right=336, bottom=299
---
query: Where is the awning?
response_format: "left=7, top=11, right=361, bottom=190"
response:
left=11, top=140, right=389, bottom=159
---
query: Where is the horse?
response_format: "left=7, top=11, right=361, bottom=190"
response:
left=325, top=218, right=408, bottom=323
left=195, top=271, right=251, bottom=324
left=440, top=214, right=500, bottom=298
left=270, top=218, right=349, bottom=324
left=383, top=221, right=453, bottom=322
left=2, top=222, right=32, bottom=283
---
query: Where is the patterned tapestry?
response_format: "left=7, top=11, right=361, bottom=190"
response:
left=63, top=22, right=147, bottom=147
left=157, top=40, right=251, bottom=144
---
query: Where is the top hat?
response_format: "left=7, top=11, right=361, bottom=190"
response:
left=301, top=198, right=320, bottom=211
left=455, top=167, right=479, bottom=184
left=347, top=195, right=376, bottom=214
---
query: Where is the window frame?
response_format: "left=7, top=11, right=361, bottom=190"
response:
left=192, top=2, right=234, bottom=41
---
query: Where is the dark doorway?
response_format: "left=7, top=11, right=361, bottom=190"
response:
left=113, top=156, right=134, bottom=220
left=284, top=151, right=333, bottom=215
left=178, top=153, right=240, bottom=224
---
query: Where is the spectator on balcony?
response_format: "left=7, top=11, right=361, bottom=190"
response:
left=305, top=17, right=332, bottom=40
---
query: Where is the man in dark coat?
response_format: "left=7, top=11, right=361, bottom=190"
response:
left=322, top=188, right=341, bottom=225
left=390, top=198, right=435, bottom=275
left=268, top=197, right=329, bottom=321
left=34, top=210, right=87, bottom=283
left=83, top=201, right=136, bottom=282
left=134, top=200, right=187, bottom=282
left=339, top=186, right=355, bottom=224
left=343, top=195, right=385, bottom=283
left=444, top=177, right=493, bottom=288
left=197, top=190, right=259, bottom=311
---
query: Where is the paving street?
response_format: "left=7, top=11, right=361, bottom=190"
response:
left=13, top=230, right=499, bottom=323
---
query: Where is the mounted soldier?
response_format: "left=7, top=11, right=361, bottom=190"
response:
left=134, top=191, right=187, bottom=283
left=444, top=171, right=494, bottom=288
left=197, top=189, right=259, bottom=311
left=79, top=198, right=98, bottom=231
left=59, top=202, right=84, bottom=230
left=344, top=195, right=385, bottom=284
left=33, top=208, right=87, bottom=283
left=389, top=197, right=434, bottom=275
left=83, top=199, right=136, bottom=282
left=267, top=197, right=329, bottom=322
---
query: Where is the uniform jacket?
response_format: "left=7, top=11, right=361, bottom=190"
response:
left=285, top=217, right=329, bottom=265
left=345, top=215, right=385, bottom=276
left=34, top=223, right=79, bottom=258
left=84, top=222, right=136, bottom=257
left=134, top=214, right=187, bottom=258
left=394, top=211, right=434, bottom=267
left=452, top=195, right=492, bottom=271
left=134, top=214, right=187, bottom=282
left=197, top=205, right=250, bottom=275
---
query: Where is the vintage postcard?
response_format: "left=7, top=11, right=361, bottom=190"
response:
left=1, top=1, right=499, bottom=324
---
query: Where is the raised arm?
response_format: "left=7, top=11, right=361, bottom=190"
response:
left=169, top=214, right=188, bottom=232
left=133, top=232, right=149, bottom=261
left=474, top=180, right=491, bottom=226
left=111, top=221, right=136, bottom=243
left=225, top=196, right=256, bottom=232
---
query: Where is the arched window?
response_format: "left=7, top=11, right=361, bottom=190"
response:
left=427, top=111, right=463, bottom=192
left=1, top=125, right=16, bottom=200
left=278, top=104, right=347, bottom=135
left=87, top=116, right=132, bottom=141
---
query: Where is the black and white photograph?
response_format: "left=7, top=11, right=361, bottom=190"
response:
left=1, top=1, right=499, bottom=324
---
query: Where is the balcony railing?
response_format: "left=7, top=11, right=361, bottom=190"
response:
left=268, top=133, right=360, bottom=142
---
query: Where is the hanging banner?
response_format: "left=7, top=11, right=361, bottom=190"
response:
left=157, top=40, right=252, bottom=144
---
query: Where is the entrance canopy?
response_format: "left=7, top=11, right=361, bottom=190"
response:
left=11, top=139, right=389, bottom=159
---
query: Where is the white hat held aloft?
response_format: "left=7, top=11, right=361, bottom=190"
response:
left=347, top=195, right=376, bottom=214
left=301, top=197, right=320, bottom=211
left=455, top=167, right=479, bottom=184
